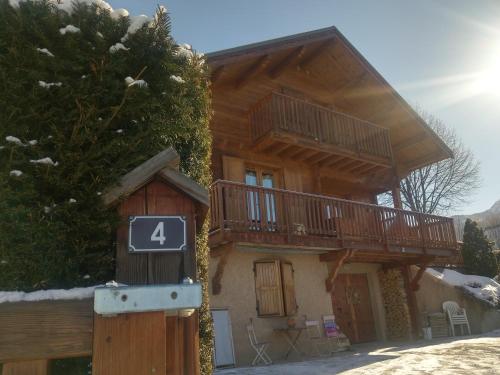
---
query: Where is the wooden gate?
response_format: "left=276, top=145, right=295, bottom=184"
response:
left=331, top=273, right=377, bottom=343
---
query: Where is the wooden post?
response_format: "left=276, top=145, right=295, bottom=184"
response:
left=392, top=182, right=402, bottom=209
left=402, top=265, right=420, bottom=339
left=93, top=154, right=207, bottom=375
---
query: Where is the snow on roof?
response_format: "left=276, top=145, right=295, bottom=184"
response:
left=427, top=268, right=500, bottom=306
left=0, top=286, right=98, bottom=304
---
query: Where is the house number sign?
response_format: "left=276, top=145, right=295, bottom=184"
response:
left=128, top=216, right=187, bottom=252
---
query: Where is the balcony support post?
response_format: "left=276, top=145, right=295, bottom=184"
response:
left=392, top=181, right=403, bottom=209
left=323, top=249, right=354, bottom=292
left=402, top=265, right=420, bottom=340
left=211, top=244, right=233, bottom=296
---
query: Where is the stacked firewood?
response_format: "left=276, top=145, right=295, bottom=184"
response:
left=378, top=268, right=412, bottom=340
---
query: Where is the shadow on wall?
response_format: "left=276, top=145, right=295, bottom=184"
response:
left=414, top=268, right=500, bottom=334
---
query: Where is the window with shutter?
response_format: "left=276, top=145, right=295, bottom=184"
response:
left=280, top=262, right=297, bottom=316
left=254, top=260, right=297, bottom=317
left=254, top=260, right=284, bottom=317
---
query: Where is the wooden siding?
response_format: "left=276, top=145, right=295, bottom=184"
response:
left=210, top=180, right=458, bottom=260
left=115, top=180, right=197, bottom=285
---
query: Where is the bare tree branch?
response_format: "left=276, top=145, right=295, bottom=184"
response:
left=379, top=109, right=480, bottom=215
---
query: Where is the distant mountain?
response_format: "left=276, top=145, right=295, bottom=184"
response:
left=453, top=200, right=500, bottom=248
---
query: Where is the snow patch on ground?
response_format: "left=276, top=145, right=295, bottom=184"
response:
left=217, top=331, right=500, bottom=375
left=427, top=268, right=500, bottom=306
left=0, top=286, right=98, bottom=304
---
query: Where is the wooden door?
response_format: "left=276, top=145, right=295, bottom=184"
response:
left=331, top=273, right=376, bottom=343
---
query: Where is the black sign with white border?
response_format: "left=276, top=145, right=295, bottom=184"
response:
left=128, top=216, right=187, bottom=252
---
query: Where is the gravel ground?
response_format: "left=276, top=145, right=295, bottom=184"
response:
left=217, top=331, right=500, bottom=375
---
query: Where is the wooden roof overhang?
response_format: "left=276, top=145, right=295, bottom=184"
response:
left=102, top=147, right=209, bottom=223
left=207, top=26, right=453, bottom=185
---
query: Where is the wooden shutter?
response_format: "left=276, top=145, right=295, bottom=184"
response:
left=281, top=262, right=297, bottom=316
left=254, top=261, right=284, bottom=317
left=222, top=156, right=245, bottom=182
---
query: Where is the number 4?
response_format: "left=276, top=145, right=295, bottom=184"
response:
left=151, top=222, right=166, bottom=245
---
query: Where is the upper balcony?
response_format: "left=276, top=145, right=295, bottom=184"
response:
left=209, top=180, right=459, bottom=264
left=249, top=93, right=394, bottom=174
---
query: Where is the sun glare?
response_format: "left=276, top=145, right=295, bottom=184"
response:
left=469, top=44, right=500, bottom=97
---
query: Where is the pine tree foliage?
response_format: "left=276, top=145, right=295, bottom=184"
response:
left=462, top=219, right=499, bottom=278
left=0, top=1, right=213, bottom=373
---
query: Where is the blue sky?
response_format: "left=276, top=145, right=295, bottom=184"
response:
left=109, top=0, right=500, bottom=215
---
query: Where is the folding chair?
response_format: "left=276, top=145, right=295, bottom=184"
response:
left=246, top=321, right=272, bottom=365
left=442, top=301, right=471, bottom=336
left=305, top=320, right=332, bottom=356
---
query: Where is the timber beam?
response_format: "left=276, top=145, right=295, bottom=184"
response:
left=268, top=46, right=305, bottom=78
left=210, top=65, right=225, bottom=83
left=409, top=260, right=433, bottom=291
left=234, top=55, right=270, bottom=89
left=393, top=132, right=427, bottom=152
left=322, top=249, right=354, bottom=292
left=297, top=39, right=334, bottom=72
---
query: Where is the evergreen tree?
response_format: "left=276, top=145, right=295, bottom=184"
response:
left=0, top=0, right=213, bottom=373
left=461, top=219, right=499, bottom=278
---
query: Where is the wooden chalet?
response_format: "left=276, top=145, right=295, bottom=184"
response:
left=206, top=27, right=459, bottom=367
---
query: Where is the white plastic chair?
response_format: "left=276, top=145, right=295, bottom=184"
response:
left=442, top=301, right=471, bottom=336
left=246, top=321, right=272, bottom=365
left=305, top=320, right=332, bottom=356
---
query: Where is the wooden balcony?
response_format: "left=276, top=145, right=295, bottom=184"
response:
left=209, top=181, right=459, bottom=263
left=249, top=93, right=394, bottom=174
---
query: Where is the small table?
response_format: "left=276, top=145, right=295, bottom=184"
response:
left=274, top=327, right=305, bottom=359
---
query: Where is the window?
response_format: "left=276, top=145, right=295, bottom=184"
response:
left=245, top=167, right=278, bottom=227
left=254, top=260, right=297, bottom=317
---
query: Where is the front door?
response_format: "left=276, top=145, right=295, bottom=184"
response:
left=331, top=273, right=377, bottom=343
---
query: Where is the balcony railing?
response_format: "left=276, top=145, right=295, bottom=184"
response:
left=249, top=92, right=393, bottom=163
left=210, top=180, right=458, bottom=253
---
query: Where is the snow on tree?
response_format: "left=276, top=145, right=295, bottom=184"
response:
left=0, top=1, right=213, bottom=372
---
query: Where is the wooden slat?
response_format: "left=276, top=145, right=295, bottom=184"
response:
left=92, top=312, right=166, bottom=375
left=254, top=260, right=284, bottom=316
left=2, top=360, right=48, bottom=375
left=0, top=299, right=93, bottom=363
